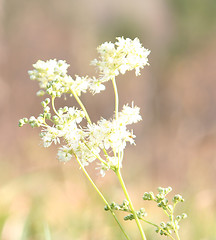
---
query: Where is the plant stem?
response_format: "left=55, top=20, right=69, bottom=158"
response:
left=75, top=154, right=131, bottom=240
left=71, top=89, right=92, bottom=124
left=172, top=216, right=181, bottom=240
left=51, top=97, right=62, bottom=119
left=112, top=78, right=119, bottom=120
left=115, top=168, right=147, bottom=240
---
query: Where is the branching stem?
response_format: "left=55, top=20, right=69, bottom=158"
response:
left=115, top=168, right=147, bottom=240
left=74, top=154, right=131, bottom=240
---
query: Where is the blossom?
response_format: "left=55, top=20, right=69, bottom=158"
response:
left=57, top=146, right=72, bottom=162
left=89, top=77, right=106, bottom=94
left=40, top=126, right=61, bottom=147
left=29, top=59, right=92, bottom=98
left=70, top=75, right=91, bottom=96
left=91, top=37, right=150, bottom=83
left=119, top=104, right=142, bottom=125
left=29, top=59, right=69, bottom=89
left=87, top=115, right=137, bottom=154
left=20, top=36, right=149, bottom=177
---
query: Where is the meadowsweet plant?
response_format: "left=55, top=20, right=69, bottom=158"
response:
left=19, top=37, right=187, bottom=240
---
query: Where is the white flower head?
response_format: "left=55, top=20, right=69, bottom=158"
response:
left=87, top=116, right=137, bottom=154
left=57, top=146, right=72, bottom=162
left=29, top=59, right=70, bottom=89
left=40, top=126, right=61, bottom=147
left=89, top=77, right=106, bottom=94
left=69, top=75, right=91, bottom=96
left=119, top=103, right=142, bottom=125
left=91, top=37, right=150, bottom=83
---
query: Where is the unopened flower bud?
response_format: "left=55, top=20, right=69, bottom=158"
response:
left=18, top=119, right=25, bottom=127
left=45, top=98, right=50, bottom=104
left=104, top=205, right=109, bottom=211
left=36, top=90, right=45, bottom=96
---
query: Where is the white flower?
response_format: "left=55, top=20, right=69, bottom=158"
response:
left=68, top=75, right=91, bottom=96
left=89, top=77, right=106, bottom=94
left=29, top=60, right=92, bottom=98
left=57, top=146, right=72, bottom=162
left=41, top=126, right=61, bottom=147
left=119, top=104, right=142, bottom=125
left=91, top=37, right=150, bottom=83
left=29, top=59, right=69, bottom=89
left=87, top=116, right=137, bottom=154
left=22, top=36, right=151, bottom=177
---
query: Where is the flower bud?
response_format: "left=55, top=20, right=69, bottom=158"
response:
left=29, top=116, right=36, bottom=123
left=41, top=101, right=46, bottom=107
left=45, top=98, right=50, bottom=104
left=181, top=213, right=187, bottom=219
left=160, top=222, right=166, bottom=228
left=18, top=119, right=24, bottom=127
left=36, top=90, right=45, bottom=96
left=56, top=125, right=63, bottom=130
left=104, top=205, right=109, bottom=211
left=167, top=204, right=173, bottom=212
left=63, top=106, right=69, bottom=112
left=56, top=91, right=61, bottom=98
left=53, top=116, right=59, bottom=122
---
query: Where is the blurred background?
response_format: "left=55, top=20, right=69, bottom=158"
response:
left=1, top=0, right=216, bottom=239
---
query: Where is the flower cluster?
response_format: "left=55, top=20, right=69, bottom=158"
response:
left=19, top=37, right=187, bottom=240
left=104, top=200, right=147, bottom=221
left=143, top=187, right=187, bottom=237
left=19, top=37, right=149, bottom=176
left=19, top=102, right=141, bottom=175
left=28, top=59, right=92, bottom=97
left=91, top=37, right=150, bottom=82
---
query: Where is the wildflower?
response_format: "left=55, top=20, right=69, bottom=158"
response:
left=40, top=126, right=61, bottom=147
left=119, top=104, right=142, bottom=125
left=20, top=37, right=148, bottom=176
left=29, top=59, right=69, bottom=89
left=29, top=59, right=91, bottom=98
left=57, top=146, right=72, bottom=162
left=92, top=37, right=150, bottom=83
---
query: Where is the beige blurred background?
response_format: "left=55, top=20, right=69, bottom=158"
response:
left=0, top=0, right=216, bottom=239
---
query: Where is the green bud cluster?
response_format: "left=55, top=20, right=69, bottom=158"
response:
left=104, top=200, right=130, bottom=212
left=156, top=221, right=173, bottom=236
left=172, top=194, right=184, bottom=204
left=124, top=208, right=147, bottom=221
left=143, top=187, right=187, bottom=238
left=143, top=187, right=174, bottom=210
left=19, top=98, right=51, bottom=128
left=104, top=200, right=147, bottom=222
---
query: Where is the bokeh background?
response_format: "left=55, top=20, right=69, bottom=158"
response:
left=1, top=0, right=216, bottom=239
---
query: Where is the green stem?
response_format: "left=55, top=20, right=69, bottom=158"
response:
left=174, top=229, right=181, bottom=240
left=115, top=168, right=147, bottom=240
left=74, top=154, right=131, bottom=240
left=172, top=215, right=181, bottom=240
left=111, top=78, right=119, bottom=120
left=71, top=89, right=92, bottom=124
left=51, top=97, right=62, bottom=119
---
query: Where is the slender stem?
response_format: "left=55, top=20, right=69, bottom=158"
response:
left=172, top=215, right=181, bottom=240
left=51, top=97, right=62, bottom=119
left=71, top=89, right=92, bottom=124
left=74, top=154, right=131, bottom=240
left=174, top=229, right=181, bottom=240
left=115, top=168, right=147, bottom=240
left=111, top=78, right=119, bottom=120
